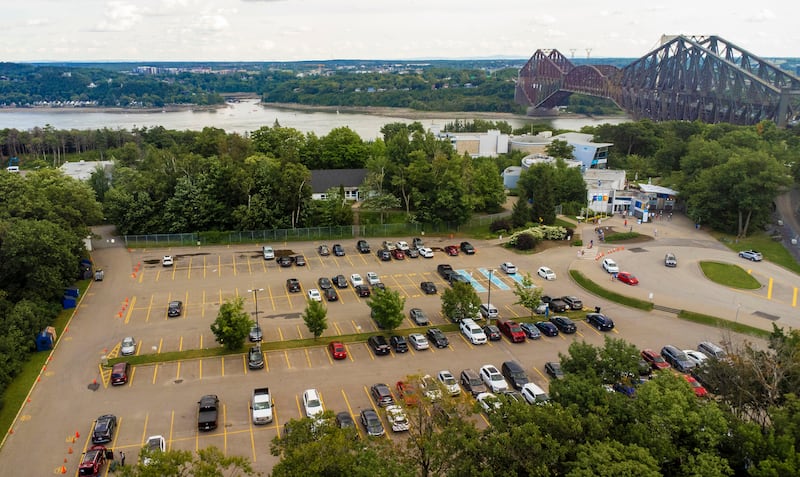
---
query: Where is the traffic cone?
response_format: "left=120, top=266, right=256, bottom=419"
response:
left=64, top=457, right=67, bottom=463
left=68, top=447, right=73, bottom=454
left=60, top=465, right=66, bottom=474
left=75, top=431, right=80, bottom=438
left=92, top=379, right=97, bottom=385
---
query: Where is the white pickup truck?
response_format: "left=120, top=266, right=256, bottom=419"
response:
left=251, top=387, right=273, bottom=424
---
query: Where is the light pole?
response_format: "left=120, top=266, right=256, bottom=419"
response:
left=248, top=288, right=265, bottom=332
left=735, top=303, right=741, bottom=324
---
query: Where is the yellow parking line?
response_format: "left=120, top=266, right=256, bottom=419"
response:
left=157, top=338, right=163, bottom=353
left=268, top=285, right=276, bottom=311
left=223, top=404, right=228, bottom=455
left=351, top=320, right=359, bottom=333
left=128, top=367, right=136, bottom=386
left=346, top=344, right=354, bottom=362
left=124, top=296, right=136, bottom=324
left=141, top=413, right=149, bottom=446
left=365, top=343, right=374, bottom=360
left=297, top=325, right=303, bottom=339
left=249, top=404, right=257, bottom=462
left=179, top=336, right=183, bottom=351
left=202, top=290, right=206, bottom=319
left=198, top=359, right=202, bottom=379
left=176, top=361, right=181, bottom=380
left=171, top=263, right=176, bottom=281
left=187, top=257, right=192, bottom=280
left=247, top=256, right=252, bottom=275
left=305, top=349, right=312, bottom=368
left=138, top=268, right=144, bottom=283
left=168, top=411, right=175, bottom=451
left=221, top=357, right=225, bottom=376
left=218, top=256, right=222, bottom=278
left=145, top=294, right=154, bottom=323
left=342, top=390, right=364, bottom=439
left=793, top=288, right=798, bottom=307
left=284, top=351, right=291, bottom=368
left=152, top=365, right=159, bottom=384
left=264, top=351, right=269, bottom=372
left=232, top=253, right=237, bottom=276
left=278, top=328, right=284, bottom=341
left=199, top=334, right=203, bottom=349
left=768, top=278, right=773, bottom=299
left=334, top=322, right=342, bottom=335
left=203, top=255, right=207, bottom=279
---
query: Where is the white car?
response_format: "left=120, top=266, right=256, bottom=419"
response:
left=501, top=262, right=517, bottom=274
left=396, top=241, right=410, bottom=251
left=685, top=350, right=709, bottom=366
left=262, top=246, right=275, bottom=260
left=162, top=255, right=173, bottom=267
left=302, top=389, right=324, bottom=418
left=459, top=318, right=487, bottom=345
left=142, top=435, right=166, bottom=466
left=420, top=374, right=443, bottom=401
left=349, top=273, right=364, bottom=287
left=366, top=272, right=381, bottom=286
left=408, top=333, right=429, bottom=350
left=418, top=247, right=434, bottom=258
left=385, top=405, right=410, bottom=432
left=307, top=288, right=322, bottom=302
left=438, top=370, right=461, bottom=396
left=120, top=336, right=136, bottom=356
left=520, top=383, right=550, bottom=404
left=537, top=266, right=556, bottom=280
left=479, top=364, right=509, bottom=392
left=476, top=392, right=502, bottom=413
left=602, top=258, right=619, bottom=273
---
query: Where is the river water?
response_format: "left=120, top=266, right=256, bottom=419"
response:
left=0, top=99, right=629, bottom=139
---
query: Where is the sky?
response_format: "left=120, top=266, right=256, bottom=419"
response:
left=2, top=0, right=798, bottom=62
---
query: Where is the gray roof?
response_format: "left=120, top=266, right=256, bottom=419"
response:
left=310, top=169, right=368, bottom=193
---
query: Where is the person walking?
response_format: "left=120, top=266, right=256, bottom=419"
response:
left=120, top=451, right=125, bottom=466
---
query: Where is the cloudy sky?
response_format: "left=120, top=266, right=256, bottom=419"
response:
left=2, top=0, right=797, bottom=62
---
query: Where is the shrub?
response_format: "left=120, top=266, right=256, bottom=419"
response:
left=514, top=233, right=537, bottom=250
left=490, top=218, right=512, bottom=233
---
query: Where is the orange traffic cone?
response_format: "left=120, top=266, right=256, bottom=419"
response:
left=68, top=447, right=73, bottom=454
left=60, top=465, right=66, bottom=474
left=75, top=431, right=80, bottom=438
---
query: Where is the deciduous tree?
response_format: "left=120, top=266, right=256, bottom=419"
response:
left=210, top=297, right=251, bottom=351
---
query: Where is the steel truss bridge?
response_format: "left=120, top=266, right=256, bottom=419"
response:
left=515, top=35, right=800, bottom=127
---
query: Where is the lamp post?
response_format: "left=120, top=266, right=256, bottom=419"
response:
left=248, top=288, right=265, bottom=331
left=487, top=269, right=495, bottom=320
left=735, top=303, right=741, bottom=324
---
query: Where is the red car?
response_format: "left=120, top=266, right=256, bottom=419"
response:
left=617, top=271, right=639, bottom=285
left=395, top=380, right=420, bottom=406
left=683, top=375, right=708, bottom=397
left=641, top=349, right=670, bottom=370
left=79, top=445, right=107, bottom=476
left=444, top=245, right=459, bottom=256
left=328, top=341, right=347, bottom=360
left=390, top=249, right=406, bottom=260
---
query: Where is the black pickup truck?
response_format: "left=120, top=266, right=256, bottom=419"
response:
left=197, top=394, right=219, bottom=431
left=437, top=264, right=454, bottom=280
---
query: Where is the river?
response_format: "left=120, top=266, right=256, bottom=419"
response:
left=0, top=99, right=629, bottom=139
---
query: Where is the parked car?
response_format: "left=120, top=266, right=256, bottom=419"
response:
left=316, top=277, right=332, bottom=290
left=738, top=250, right=763, bottom=261
left=409, top=308, right=429, bottom=326
left=335, top=411, right=356, bottom=432
left=324, top=288, right=338, bottom=301
left=698, top=341, right=728, bottom=360
left=545, top=361, right=565, bottom=379
left=426, top=328, right=449, bottom=348
left=286, top=278, right=301, bottom=293
left=262, top=246, right=275, bottom=260
left=390, top=335, right=409, bottom=353
left=381, top=241, right=396, bottom=251
left=408, top=333, right=430, bottom=350
left=391, top=248, right=406, bottom=260
left=683, top=374, right=708, bottom=397
left=641, top=349, right=670, bottom=370
left=405, top=248, right=419, bottom=258
left=110, top=362, right=130, bottom=385
left=355, top=284, right=371, bottom=297
left=480, top=364, right=509, bottom=392
left=396, top=381, right=420, bottom=406
left=477, top=392, right=502, bottom=413
left=419, top=374, right=442, bottom=401
left=613, top=382, right=637, bottom=398
left=360, top=409, right=385, bottom=437
left=550, top=315, right=577, bottom=333
left=617, top=271, right=639, bottom=285
left=366, top=271, right=380, bottom=285
left=438, top=370, right=461, bottom=396
left=586, top=312, right=615, bottom=331
left=79, top=445, right=107, bottom=476
left=479, top=303, right=499, bottom=319
left=330, top=244, right=345, bottom=256
left=162, top=255, right=173, bottom=267
left=307, top=288, right=322, bottom=302
left=368, top=335, right=391, bottom=355
left=661, top=345, right=695, bottom=372
left=277, top=256, right=294, bottom=267
left=460, top=241, right=476, bottom=254
left=328, top=341, right=347, bottom=360
left=418, top=247, right=435, bottom=258
left=376, top=249, right=392, bottom=261
left=120, top=336, right=136, bottom=356
left=460, top=368, right=488, bottom=396
left=318, top=244, right=330, bottom=256
left=444, top=245, right=459, bottom=256
left=420, top=281, right=438, bottom=294
left=167, top=300, right=183, bottom=317
left=248, top=345, right=265, bottom=369
left=92, top=414, right=117, bottom=444
left=294, top=255, right=306, bottom=266
left=501, top=262, right=517, bottom=274
left=460, top=318, right=487, bottom=344
left=372, top=282, right=386, bottom=291
left=665, top=252, right=677, bottom=267
left=501, top=360, right=529, bottom=390
left=370, top=383, right=394, bottom=407
left=542, top=295, right=568, bottom=313
left=521, top=383, right=550, bottom=404
left=534, top=321, right=559, bottom=337
left=350, top=273, right=364, bottom=287
left=519, top=322, right=541, bottom=339
left=537, top=266, right=556, bottom=280
left=412, top=237, right=425, bottom=249
left=602, top=258, right=619, bottom=273
left=302, top=388, right=324, bottom=418
left=332, top=274, right=348, bottom=288
left=385, top=405, right=410, bottom=432
left=142, top=435, right=166, bottom=466
left=685, top=349, right=709, bottom=367
left=356, top=240, right=371, bottom=253
left=483, top=324, right=502, bottom=341
left=561, top=295, right=583, bottom=310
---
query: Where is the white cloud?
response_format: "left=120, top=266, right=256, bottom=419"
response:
left=93, top=2, right=142, bottom=32
left=197, top=14, right=229, bottom=31
left=26, top=18, right=50, bottom=26
left=748, top=9, right=776, bottom=22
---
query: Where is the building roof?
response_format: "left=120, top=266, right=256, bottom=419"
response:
left=638, top=183, right=679, bottom=196
left=553, top=132, right=613, bottom=148
left=60, top=160, right=113, bottom=181
left=310, top=169, right=368, bottom=193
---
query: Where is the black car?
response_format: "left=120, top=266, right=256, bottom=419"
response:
left=247, top=345, right=264, bottom=369
left=168, top=300, right=183, bottom=317
left=550, top=315, right=577, bottom=334
left=92, top=414, right=117, bottom=444
left=355, top=284, right=371, bottom=297
left=483, top=324, right=502, bottom=341
left=332, top=275, right=348, bottom=288
left=294, top=255, right=306, bottom=266
left=561, top=295, right=583, bottom=310
left=360, top=409, right=385, bottom=437
left=409, top=308, right=429, bottom=326
left=390, top=335, right=409, bottom=353
left=249, top=324, right=263, bottom=342
left=318, top=244, right=330, bottom=256
left=357, top=240, right=371, bottom=254
left=368, top=335, right=391, bottom=355
left=286, top=278, right=301, bottom=293
left=318, top=277, right=332, bottom=290
left=460, top=241, right=475, bottom=254
left=544, top=361, right=565, bottom=379
left=332, top=244, right=345, bottom=256
left=586, top=312, right=615, bottom=331
left=324, top=288, right=338, bottom=301
left=542, top=295, right=568, bottom=313
left=277, top=256, right=294, bottom=267
left=535, top=321, right=559, bottom=337
left=372, top=282, right=386, bottom=291
left=376, top=249, right=392, bottom=261
left=426, top=328, right=449, bottom=348
left=336, top=411, right=356, bottom=431
left=420, top=281, right=437, bottom=294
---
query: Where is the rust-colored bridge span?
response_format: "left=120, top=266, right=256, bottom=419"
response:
left=515, top=35, right=800, bottom=127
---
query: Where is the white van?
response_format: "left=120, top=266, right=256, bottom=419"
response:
left=520, top=383, right=549, bottom=404
left=479, top=303, right=499, bottom=319
left=698, top=341, right=727, bottom=360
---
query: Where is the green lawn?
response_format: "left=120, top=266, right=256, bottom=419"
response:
left=712, top=230, right=800, bottom=275
left=699, top=261, right=761, bottom=289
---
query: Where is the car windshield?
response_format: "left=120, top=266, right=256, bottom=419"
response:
left=147, top=438, right=162, bottom=450
left=307, top=399, right=320, bottom=408
left=469, top=377, right=482, bottom=386
left=253, top=401, right=270, bottom=410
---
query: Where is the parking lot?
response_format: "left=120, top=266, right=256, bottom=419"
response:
left=1, top=218, right=792, bottom=476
